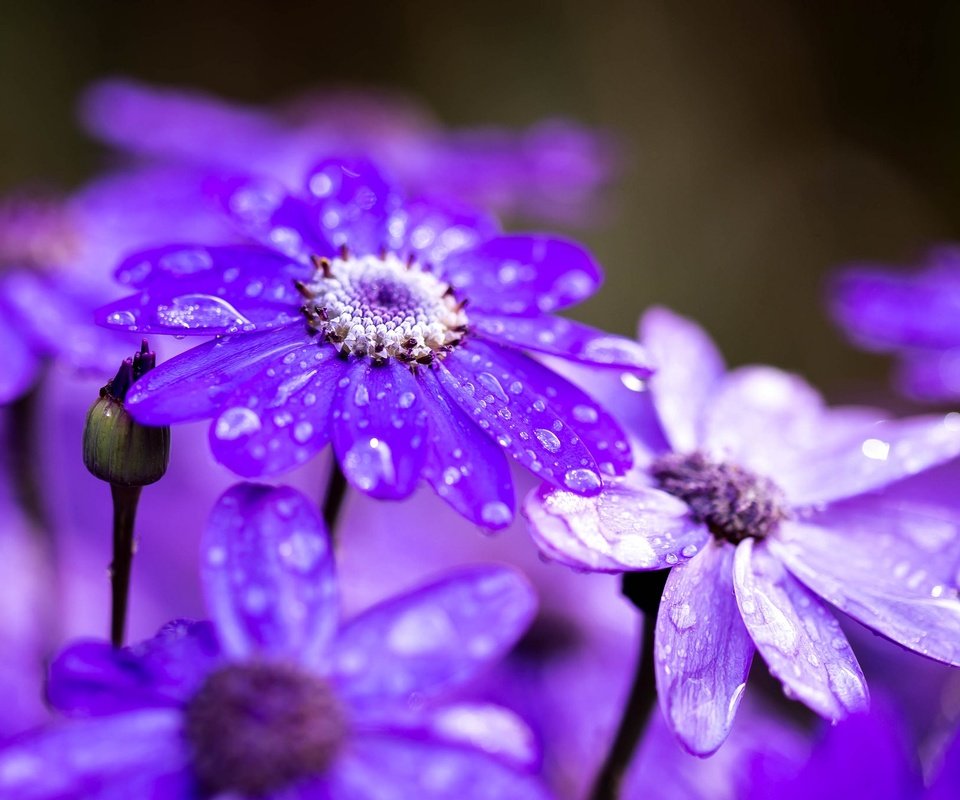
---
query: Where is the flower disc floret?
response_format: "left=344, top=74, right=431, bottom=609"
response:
left=184, top=661, right=346, bottom=796
left=300, top=249, right=467, bottom=364
left=651, top=451, right=788, bottom=544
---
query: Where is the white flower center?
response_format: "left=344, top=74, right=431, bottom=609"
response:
left=300, top=251, right=468, bottom=364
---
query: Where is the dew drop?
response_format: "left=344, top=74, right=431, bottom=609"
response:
left=534, top=428, right=562, bottom=453
left=214, top=407, right=261, bottom=440
left=480, top=501, right=512, bottom=527
left=563, top=468, right=601, bottom=493
left=572, top=404, right=599, bottom=424
left=293, top=421, right=314, bottom=443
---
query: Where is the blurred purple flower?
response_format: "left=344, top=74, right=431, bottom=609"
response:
left=526, top=306, right=960, bottom=755
left=98, top=159, right=646, bottom=526
left=80, top=77, right=618, bottom=225
left=830, top=246, right=960, bottom=402
left=0, top=482, right=548, bottom=799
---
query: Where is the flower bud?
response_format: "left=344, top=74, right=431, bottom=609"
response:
left=83, top=340, right=170, bottom=487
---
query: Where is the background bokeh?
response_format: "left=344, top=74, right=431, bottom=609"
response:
left=3, top=0, right=959, bottom=397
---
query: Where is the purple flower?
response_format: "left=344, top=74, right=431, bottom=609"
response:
left=525, top=306, right=960, bottom=755
left=830, top=246, right=960, bottom=401
left=98, top=159, right=646, bottom=527
left=0, top=482, right=548, bottom=799
left=80, top=77, right=617, bottom=225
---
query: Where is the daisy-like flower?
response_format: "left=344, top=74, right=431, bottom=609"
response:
left=81, top=77, right=617, bottom=226
left=830, top=246, right=960, bottom=401
left=0, top=483, right=548, bottom=799
left=525, top=306, right=960, bottom=755
left=97, top=159, right=646, bottom=528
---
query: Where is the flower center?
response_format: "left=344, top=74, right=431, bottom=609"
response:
left=299, top=249, right=468, bottom=364
left=651, top=451, right=788, bottom=544
left=184, top=662, right=347, bottom=797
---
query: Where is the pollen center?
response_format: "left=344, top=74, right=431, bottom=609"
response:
left=300, top=250, right=468, bottom=364
left=184, top=661, right=347, bottom=796
left=651, top=451, right=788, bottom=544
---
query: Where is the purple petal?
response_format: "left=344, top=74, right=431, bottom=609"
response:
left=125, top=324, right=311, bottom=424
left=208, top=344, right=343, bottom=477
left=201, top=483, right=337, bottom=665
left=331, top=362, right=430, bottom=500
left=733, top=539, right=869, bottom=720
left=472, top=313, right=652, bottom=372
left=330, top=566, right=535, bottom=715
left=326, top=734, right=551, bottom=800
left=300, top=158, right=400, bottom=253
left=701, top=366, right=825, bottom=475
left=384, top=195, right=500, bottom=264
left=425, top=703, right=539, bottom=769
left=127, top=619, right=222, bottom=702
left=0, top=710, right=188, bottom=799
left=770, top=518, right=960, bottom=666
left=777, top=413, right=960, bottom=506
left=440, top=235, right=602, bottom=315
left=639, top=306, right=725, bottom=453
left=655, top=540, right=755, bottom=756
left=830, top=264, right=960, bottom=351
left=894, top=350, right=960, bottom=402
left=0, top=303, right=38, bottom=403
left=417, top=368, right=516, bottom=528
left=437, top=341, right=606, bottom=496
left=524, top=481, right=708, bottom=572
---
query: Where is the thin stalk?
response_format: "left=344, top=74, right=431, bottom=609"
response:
left=321, top=459, right=349, bottom=539
left=109, top=484, right=142, bottom=647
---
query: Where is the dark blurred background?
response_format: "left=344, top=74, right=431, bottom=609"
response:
left=3, top=0, right=959, bottom=399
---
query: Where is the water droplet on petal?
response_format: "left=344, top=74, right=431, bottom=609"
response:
left=480, top=501, right=512, bottom=527
left=534, top=428, right=562, bottom=453
left=214, top=407, right=261, bottom=440
left=563, top=468, right=601, bottom=493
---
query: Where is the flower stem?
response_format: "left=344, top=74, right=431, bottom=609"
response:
left=109, top=484, right=142, bottom=647
left=321, top=459, right=349, bottom=539
left=589, top=570, right=668, bottom=800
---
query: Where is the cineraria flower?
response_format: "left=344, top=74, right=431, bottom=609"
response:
left=830, top=246, right=960, bottom=401
left=0, top=482, right=548, bottom=799
left=80, top=77, right=617, bottom=225
left=97, top=159, right=646, bottom=527
left=525, top=306, right=960, bottom=755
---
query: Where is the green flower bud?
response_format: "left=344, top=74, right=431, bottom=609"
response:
left=83, top=340, right=170, bottom=487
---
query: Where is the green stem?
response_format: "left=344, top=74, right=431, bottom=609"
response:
left=109, top=484, right=142, bottom=647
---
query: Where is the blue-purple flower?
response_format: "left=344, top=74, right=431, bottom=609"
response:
left=525, top=306, right=960, bottom=755
left=81, top=77, right=617, bottom=225
left=830, top=246, right=960, bottom=401
left=0, top=483, right=548, bottom=799
left=98, top=159, right=646, bottom=527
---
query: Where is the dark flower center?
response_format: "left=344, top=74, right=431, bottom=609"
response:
left=184, top=661, right=346, bottom=797
left=299, top=249, right=468, bottom=365
left=651, top=451, right=788, bottom=543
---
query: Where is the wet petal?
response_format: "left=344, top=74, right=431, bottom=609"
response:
left=771, top=518, right=960, bottom=666
left=655, top=540, right=755, bottom=756
left=473, top=314, right=652, bottom=372
left=640, top=306, right=725, bottom=453
left=208, top=344, right=343, bottom=476
left=733, top=539, right=869, bottom=720
left=0, top=710, right=188, bottom=799
left=384, top=195, right=500, bottom=264
left=201, top=483, right=337, bottom=666
left=700, top=366, right=825, bottom=477
left=438, top=341, right=606, bottom=496
left=524, top=481, right=708, bottom=572
left=417, top=368, right=515, bottom=529
left=778, top=414, right=960, bottom=506
left=125, top=324, right=310, bottom=424
left=330, top=566, right=535, bottom=714
left=327, top=734, right=550, bottom=800
left=425, top=703, right=539, bottom=769
left=440, top=235, right=602, bottom=315
left=331, top=362, right=430, bottom=500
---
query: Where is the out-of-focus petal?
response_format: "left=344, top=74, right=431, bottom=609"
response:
left=771, top=519, right=960, bottom=666
left=440, top=235, right=602, bottom=315
left=417, top=368, right=515, bottom=529
left=525, top=482, right=708, bottom=572
left=895, top=350, right=960, bottom=402
left=425, top=703, right=539, bottom=770
left=733, top=539, right=868, bottom=720
left=124, top=324, right=310, bottom=424
left=384, top=196, right=499, bottom=264
left=201, top=483, right=337, bottom=666
left=331, top=362, right=430, bottom=500
left=655, top=540, right=755, bottom=756
left=639, top=307, right=725, bottom=453
left=326, top=734, right=551, bottom=800
left=330, top=566, right=535, bottom=715
left=438, top=342, right=605, bottom=496
left=473, top=314, right=652, bottom=372
left=0, top=301, right=39, bottom=403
